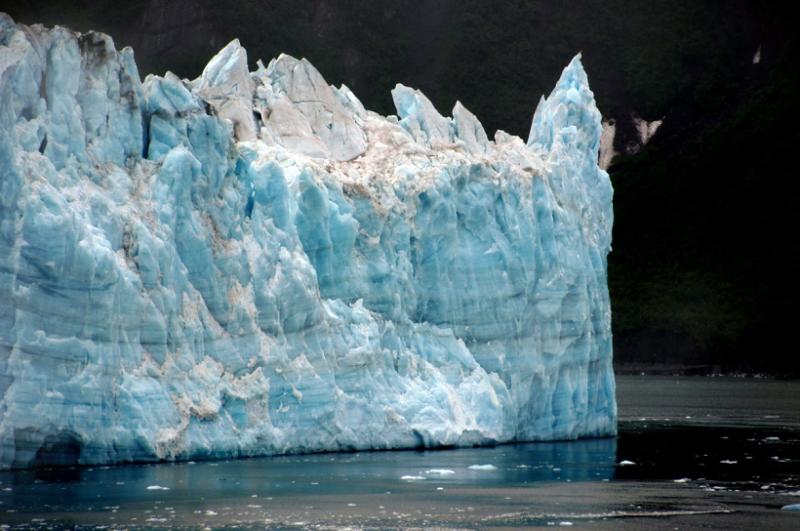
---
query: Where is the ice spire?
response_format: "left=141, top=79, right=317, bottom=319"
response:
left=195, top=39, right=257, bottom=141
left=391, top=84, right=453, bottom=145
left=527, top=54, right=603, bottom=162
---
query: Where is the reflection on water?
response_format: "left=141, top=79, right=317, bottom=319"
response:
left=615, top=425, right=800, bottom=488
left=615, top=376, right=800, bottom=493
left=2, top=437, right=617, bottom=513
left=616, top=375, right=800, bottom=428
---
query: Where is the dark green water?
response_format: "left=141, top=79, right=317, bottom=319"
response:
left=2, top=375, right=800, bottom=529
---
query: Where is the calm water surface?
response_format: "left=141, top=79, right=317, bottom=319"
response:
left=1, top=375, right=800, bottom=529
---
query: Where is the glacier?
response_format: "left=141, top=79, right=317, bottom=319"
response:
left=0, top=14, right=615, bottom=469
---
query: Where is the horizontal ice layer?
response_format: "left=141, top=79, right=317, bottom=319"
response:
left=0, top=14, right=615, bottom=469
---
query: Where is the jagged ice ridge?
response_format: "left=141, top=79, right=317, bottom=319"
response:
left=0, top=14, right=615, bottom=469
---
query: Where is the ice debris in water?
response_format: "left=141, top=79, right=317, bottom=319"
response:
left=618, top=460, right=636, bottom=466
left=0, top=14, right=615, bottom=469
left=468, top=464, right=498, bottom=471
left=425, top=469, right=456, bottom=475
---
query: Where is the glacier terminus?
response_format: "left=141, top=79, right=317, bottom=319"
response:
left=0, top=14, right=615, bottom=469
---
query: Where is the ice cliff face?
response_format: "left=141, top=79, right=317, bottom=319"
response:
left=0, top=14, right=615, bottom=469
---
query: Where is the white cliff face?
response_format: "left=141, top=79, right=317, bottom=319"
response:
left=599, top=119, right=617, bottom=170
left=0, top=14, right=615, bottom=469
left=632, top=115, right=663, bottom=147
left=598, top=114, right=664, bottom=170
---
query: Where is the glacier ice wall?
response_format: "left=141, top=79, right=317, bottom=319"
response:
left=0, top=14, right=615, bottom=469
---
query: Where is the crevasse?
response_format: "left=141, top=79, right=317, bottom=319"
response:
left=0, top=14, right=615, bottom=469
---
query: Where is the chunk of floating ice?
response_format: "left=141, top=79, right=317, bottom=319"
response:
left=764, top=437, right=780, bottom=442
left=468, top=464, right=497, bottom=471
left=425, top=469, right=455, bottom=475
left=205, top=510, right=218, bottom=516
left=400, top=475, right=426, bottom=480
left=618, top=460, right=636, bottom=466
left=720, top=460, right=738, bottom=465
left=559, top=522, right=574, bottom=526
left=781, top=504, right=800, bottom=511
left=146, top=485, right=170, bottom=490
left=673, top=478, right=690, bottom=483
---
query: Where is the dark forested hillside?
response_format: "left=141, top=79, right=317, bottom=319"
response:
left=4, top=0, right=799, bottom=374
